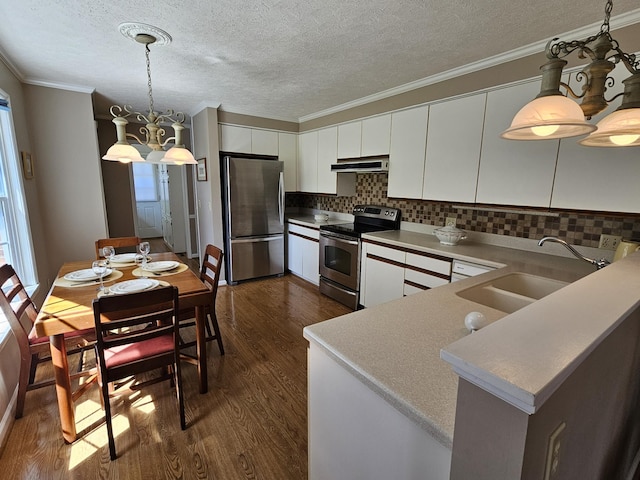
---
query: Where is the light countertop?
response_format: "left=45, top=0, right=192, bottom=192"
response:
left=303, top=230, right=598, bottom=449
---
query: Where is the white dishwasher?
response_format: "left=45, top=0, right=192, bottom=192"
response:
left=451, top=259, right=496, bottom=282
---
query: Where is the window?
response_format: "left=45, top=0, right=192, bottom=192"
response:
left=132, top=162, right=159, bottom=202
left=0, top=93, right=36, bottom=287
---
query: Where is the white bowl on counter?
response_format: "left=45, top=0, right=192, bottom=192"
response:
left=434, top=225, right=467, bottom=245
left=314, top=214, right=329, bottom=222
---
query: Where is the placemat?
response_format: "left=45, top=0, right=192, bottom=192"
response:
left=54, top=270, right=124, bottom=288
left=131, top=263, right=189, bottom=278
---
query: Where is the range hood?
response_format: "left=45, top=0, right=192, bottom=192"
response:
left=330, top=156, right=389, bottom=173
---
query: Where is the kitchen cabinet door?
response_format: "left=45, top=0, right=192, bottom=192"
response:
left=287, top=232, right=303, bottom=276
left=298, top=131, right=318, bottom=193
left=279, top=132, right=298, bottom=192
left=301, top=237, right=320, bottom=285
left=476, top=81, right=560, bottom=207
left=551, top=67, right=640, bottom=213
left=362, top=243, right=405, bottom=308
left=423, top=94, right=486, bottom=202
left=388, top=106, right=429, bottom=199
left=317, top=127, right=338, bottom=194
left=219, top=124, right=252, bottom=153
left=361, top=114, right=391, bottom=157
left=337, top=122, right=362, bottom=159
left=251, top=129, right=279, bottom=156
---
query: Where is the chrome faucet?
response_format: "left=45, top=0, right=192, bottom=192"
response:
left=538, top=236, right=610, bottom=270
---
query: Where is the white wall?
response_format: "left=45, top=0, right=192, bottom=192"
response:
left=23, top=85, right=107, bottom=283
left=191, top=107, right=225, bottom=278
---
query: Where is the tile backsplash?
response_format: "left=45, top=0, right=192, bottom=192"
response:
left=286, top=173, right=640, bottom=248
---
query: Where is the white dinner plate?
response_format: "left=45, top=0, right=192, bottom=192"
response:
left=109, top=279, right=159, bottom=295
left=63, top=268, right=113, bottom=282
left=142, top=260, right=180, bottom=273
left=110, top=253, right=138, bottom=263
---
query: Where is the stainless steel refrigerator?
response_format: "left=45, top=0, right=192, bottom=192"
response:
left=221, top=154, right=285, bottom=284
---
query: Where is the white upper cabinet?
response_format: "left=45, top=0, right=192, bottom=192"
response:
left=476, top=81, right=560, bottom=207
left=298, top=131, right=319, bottom=193
left=317, top=127, right=338, bottom=194
left=388, top=106, right=429, bottom=199
left=279, top=132, right=298, bottom=192
left=552, top=66, right=640, bottom=213
left=251, top=129, right=279, bottom=156
left=337, top=122, right=362, bottom=159
left=361, top=114, right=391, bottom=157
left=219, top=124, right=279, bottom=156
left=219, top=124, right=252, bottom=153
left=423, top=94, right=486, bottom=202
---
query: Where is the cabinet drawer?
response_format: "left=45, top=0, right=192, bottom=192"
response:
left=403, top=281, right=427, bottom=297
left=404, top=269, right=449, bottom=289
left=366, top=243, right=406, bottom=264
left=406, top=252, right=451, bottom=276
left=288, top=223, right=319, bottom=240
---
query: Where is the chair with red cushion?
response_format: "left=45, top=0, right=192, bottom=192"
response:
left=0, top=264, right=96, bottom=419
left=92, top=285, right=186, bottom=460
left=178, top=244, right=224, bottom=355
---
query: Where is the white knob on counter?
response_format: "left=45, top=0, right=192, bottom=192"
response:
left=464, top=311, right=488, bottom=332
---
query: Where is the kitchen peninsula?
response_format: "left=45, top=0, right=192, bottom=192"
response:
left=303, top=233, right=640, bottom=479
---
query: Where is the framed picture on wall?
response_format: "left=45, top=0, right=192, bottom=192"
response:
left=196, top=158, right=207, bottom=181
left=21, top=152, right=34, bottom=179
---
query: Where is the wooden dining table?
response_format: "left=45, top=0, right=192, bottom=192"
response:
left=35, top=252, right=211, bottom=444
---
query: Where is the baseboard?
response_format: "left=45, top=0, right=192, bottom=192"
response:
left=0, top=386, right=17, bottom=455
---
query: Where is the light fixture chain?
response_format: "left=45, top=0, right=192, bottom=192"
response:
left=600, top=0, right=613, bottom=34
left=145, top=44, right=154, bottom=115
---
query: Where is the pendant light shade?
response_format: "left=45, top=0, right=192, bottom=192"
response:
left=501, top=95, right=597, bottom=140
left=579, top=108, right=640, bottom=147
left=161, top=146, right=197, bottom=165
left=102, top=143, right=145, bottom=163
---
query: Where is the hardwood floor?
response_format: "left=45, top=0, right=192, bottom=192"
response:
left=0, top=265, right=350, bottom=478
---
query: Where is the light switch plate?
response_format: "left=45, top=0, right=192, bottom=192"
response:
left=445, top=217, right=457, bottom=227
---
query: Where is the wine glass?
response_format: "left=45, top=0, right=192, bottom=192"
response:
left=92, top=260, right=108, bottom=292
left=102, top=246, right=116, bottom=266
left=138, top=241, right=151, bottom=268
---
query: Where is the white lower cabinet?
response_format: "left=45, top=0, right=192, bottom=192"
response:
left=308, top=342, right=451, bottom=480
left=361, top=241, right=452, bottom=307
left=362, top=243, right=405, bottom=308
left=287, top=223, right=319, bottom=285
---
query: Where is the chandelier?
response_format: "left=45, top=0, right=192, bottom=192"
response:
left=102, top=23, right=197, bottom=165
left=501, top=0, right=640, bottom=147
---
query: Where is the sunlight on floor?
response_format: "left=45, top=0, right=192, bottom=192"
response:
left=68, top=393, right=157, bottom=469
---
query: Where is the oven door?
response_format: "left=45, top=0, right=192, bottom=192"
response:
left=319, top=231, right=360, bottom=291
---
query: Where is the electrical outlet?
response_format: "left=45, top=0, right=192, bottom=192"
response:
left=598, top=234, right=622, bottom=250
left=544, top=422, right=566, bottom=480
left=445, top=217, right=457, bottom=227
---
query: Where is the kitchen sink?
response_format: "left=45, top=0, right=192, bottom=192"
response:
left=456, top=272, right=569, bottom=314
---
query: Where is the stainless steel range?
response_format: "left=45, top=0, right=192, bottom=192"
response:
left=319, top=205, right=401, bottom=309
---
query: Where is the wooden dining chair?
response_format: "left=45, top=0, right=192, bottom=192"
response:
left=92, top=285, right=186, bottom=460
left=178, top=244, right=224, bottom=355
left=0, top=264, right=96, bottom=419
left=95, top=236, right=141, bottom=259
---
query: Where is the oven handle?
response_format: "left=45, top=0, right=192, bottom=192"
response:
left=320, top=231, right=360, bottom=244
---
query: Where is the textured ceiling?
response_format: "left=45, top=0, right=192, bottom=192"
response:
left=0, top=0, right=638, bottom=122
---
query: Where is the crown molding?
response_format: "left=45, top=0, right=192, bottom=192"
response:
left=23, top=78, right=95, bottom=94
left=189, top=101, right=222, bottom=117
left=0, top=48, right=25, bottom=82
left=218, top=106, right=298, bottom=123
left=298, top=9, right=640, bottom=123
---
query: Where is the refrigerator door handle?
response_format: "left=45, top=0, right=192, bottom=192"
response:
left=278, top=171, right=285, bottom=226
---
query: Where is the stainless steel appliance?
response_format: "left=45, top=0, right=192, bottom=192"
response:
left=319, top=205, right=401, bottom=309
left=221, top=153, right=285, bottom=285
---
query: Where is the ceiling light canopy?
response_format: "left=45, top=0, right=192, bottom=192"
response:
left=102, top=23, right=197, bottom=165
left=502, top=0, right=640, bottom=147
